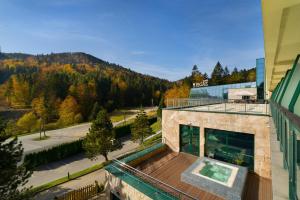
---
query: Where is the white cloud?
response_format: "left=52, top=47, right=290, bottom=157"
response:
left=124, top=61, right=190, bottom=81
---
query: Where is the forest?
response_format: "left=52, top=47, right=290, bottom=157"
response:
left=0, top=52, right=256, bottom=134
left=164, top=62, right=256, bottom=100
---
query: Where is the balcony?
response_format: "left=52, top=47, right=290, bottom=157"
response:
left=105, top=143, right=272, bottom=200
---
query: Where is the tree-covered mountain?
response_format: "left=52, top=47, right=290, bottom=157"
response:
left=0, top=52, right=171, bottom=126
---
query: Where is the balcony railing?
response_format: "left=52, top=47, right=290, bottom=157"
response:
left=165, top=98, right=224, bottom=108
left=165, top=98, right=270, bottom=115
left=110, top=159, right=197, bottom=200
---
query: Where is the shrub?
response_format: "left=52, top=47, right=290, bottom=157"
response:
left=24, top=139, right=83, bottom=169
left=24, top=117, right=158, bottom=168
left=16, top=112, right=39, bottom=133
left=74, top=113, right=83, bottom=123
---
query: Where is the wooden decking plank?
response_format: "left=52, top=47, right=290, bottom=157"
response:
left=135, top=149, right=272, bottom=200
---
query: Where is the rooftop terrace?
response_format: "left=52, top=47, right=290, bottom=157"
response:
left=106, top=144, right=272, bottom=200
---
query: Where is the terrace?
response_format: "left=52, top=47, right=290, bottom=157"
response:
left=105, top=143, right=272, bottom=200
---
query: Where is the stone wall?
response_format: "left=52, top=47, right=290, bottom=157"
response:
left=162, top=109, right=271, bottom=178
left=105, top=171, right=152, bottom=200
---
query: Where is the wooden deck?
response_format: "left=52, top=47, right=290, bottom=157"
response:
left=134, top=151, right=272, bottom=200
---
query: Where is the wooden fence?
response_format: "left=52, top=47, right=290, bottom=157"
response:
left=54, top=183, right=102, bottom=200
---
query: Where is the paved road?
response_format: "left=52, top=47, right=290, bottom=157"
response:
left=32, top=130, right=162, bottom=200
left=26, top=138, right=139, bottom=188
left=19, top=107, right=155, bottom=154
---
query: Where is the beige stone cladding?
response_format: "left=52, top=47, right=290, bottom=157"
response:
left=105, top=171, right=152, bottom=200
left=162, top=109, right=271, bottom=178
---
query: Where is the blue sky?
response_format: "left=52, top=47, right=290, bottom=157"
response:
left=0, top=0, right=264, bottom=81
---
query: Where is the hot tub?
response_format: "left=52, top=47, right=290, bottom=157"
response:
left=181, top=157, right=247, bottom=200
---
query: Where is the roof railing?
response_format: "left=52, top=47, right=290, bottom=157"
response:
left=165, top=97, right=225, bottom=108
left=165, top=98, right=270, bottom=115
left=111, top=158, right=198, bottom=200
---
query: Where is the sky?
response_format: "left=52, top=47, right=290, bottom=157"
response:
left=0, top=0, right=264, bottom=81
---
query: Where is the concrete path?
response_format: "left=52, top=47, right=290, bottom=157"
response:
left=144, top=130, right=162, bottom=141
left=26, top=138, right=139, bottom=188
left=34, top=169, right=106, bottom=200
left=19, top=107, right=155, bottom=154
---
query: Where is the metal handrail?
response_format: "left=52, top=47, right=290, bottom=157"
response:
left=166, top=98, right=224, bottom=109
left=165, top=98, right=270, bottom=115
left=112, top=159, right=198, bottom=200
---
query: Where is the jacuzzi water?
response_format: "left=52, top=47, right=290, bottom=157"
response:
left=182, top=157, right=247, bottom=200
left=199, top=161, right=232, bottom=183
left=192, top=159, right=239, bottom=187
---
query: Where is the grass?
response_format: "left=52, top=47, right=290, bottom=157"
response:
left=109, top=109, right=137, bottom=123
left=32, top=135, right=50, bottom=141
left=150, top=120, right=161, bottom=133
left=140, top=133, right=162, bottom=150
left=110, top=115, right=126, bottom=123
left=31, top=161, right=111, bottom=195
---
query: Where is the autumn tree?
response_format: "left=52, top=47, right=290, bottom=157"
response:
left=131, top=109, right=153, bottom=144
left=58, top=95, right=81, bottom=126
left=9, top=75, right=31, bottom=107
left=164, top=84, right=190, bottom=105
left=83, top=110, right=115, bottom=161
left=0, top=117, right=32, bottom=200
left=16, top=112, right=38, bottom=133
left=32, top=96, right=49, bottom=139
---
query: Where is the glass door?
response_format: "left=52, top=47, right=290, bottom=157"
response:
left=180, top=125, right=200, bottom=156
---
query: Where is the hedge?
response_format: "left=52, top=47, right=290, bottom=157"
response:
left=24, top=117, right=157, bottom=169
left=24, top=139, right=83, bottom=169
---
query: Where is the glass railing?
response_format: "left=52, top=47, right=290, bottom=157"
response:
left=106, top=161, right=177, bottom=200
left=269, top=54, right=300, bottom=199
left=165, top=98, right=225, bottom=108
left=165, top=98, right=269, bottom=115
left=105, top=143, right=197, bottom=200
left=121, top=143, right=165, bottom=163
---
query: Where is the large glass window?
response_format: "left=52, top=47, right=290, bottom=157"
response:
left=180, top=125, right=200, bottom=156
left=205, top=128, right=254, bottom=170
left=189, top=82, right=256, bottom=99
left=256, top=58, right=265, bottom=100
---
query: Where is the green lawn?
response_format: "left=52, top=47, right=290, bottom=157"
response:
left=150, top=121, right=161, bottom=133
left=141, top=133, right=162, bottom=149
left=109, top=109, right=137, bottom=123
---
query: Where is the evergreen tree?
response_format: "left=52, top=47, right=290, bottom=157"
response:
left=230, top=67, right=243, bottom=83
left=192, top=65, right=199, bottom=76
left=210, top=61, right=225, bottom=85
left=131, top=109, right=153, bottom=144
left=83, top=109, right=114, bottom=161
left=89, top=102, right=101, bottom=121
left=0, top=118, right=32, bottom=200
left=223, top=66, right=230, bottom=84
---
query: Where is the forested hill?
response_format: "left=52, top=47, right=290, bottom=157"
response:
left=0, top=52, right=171, bottom=122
